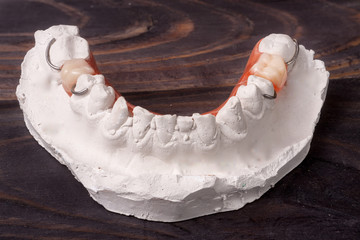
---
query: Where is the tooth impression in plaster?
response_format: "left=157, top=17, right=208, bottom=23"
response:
left=88, top=84, right=115, bottom=115
left=103, top=96, right=128, bottom=133
left=248, top=75, right=275, bottom=97
left=193, top=113, right=218, bottom=150
left=132, top=106, right=155, bottom=151
left=259, top=33, right=296, bottom=63
left=154, top=115, right=176, bottom=144
left=236, top=84, right=265, bottom=119
left=16, top=25, right=329, bottom=222
left=216, top=96, right=247, bottom=141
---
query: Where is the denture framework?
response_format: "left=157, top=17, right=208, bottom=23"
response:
left=16, top=25, right=329, bottom=222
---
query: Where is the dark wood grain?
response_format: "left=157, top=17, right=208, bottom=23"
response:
left=0, top=0, right=359, bottom=239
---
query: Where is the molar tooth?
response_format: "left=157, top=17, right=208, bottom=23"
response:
left=48, top=33, right=90, bottom=66
left=250, top=53, right=287, bottom=91
left=236, top=84, right=264, bottom=119
left=87, top=83, right=115, bottom=115
left=259, top=34, right=296, bottom=63
left=193, top=113, right=217, bottom=146
left=154, top=115, right=177, bottom=144
left=103, top=96, right=129, bottom=132
left=177, top=116, right=194, bottom=132
left=61, top=59, right=95, bottom=95
left=216, top=96, right=247, bottom=141
left=132, top=106, right=154, bottom=140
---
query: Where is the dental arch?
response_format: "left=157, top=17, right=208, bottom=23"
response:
left=16, top=25, right=329, bottom=222
left=43, top=31, right=300, bottom=154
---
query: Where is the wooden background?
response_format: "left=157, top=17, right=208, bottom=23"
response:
left=1, top=0, right=360, bottom=239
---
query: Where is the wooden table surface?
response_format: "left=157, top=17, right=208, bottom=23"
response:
left=1, top=0, right=360, bottom=239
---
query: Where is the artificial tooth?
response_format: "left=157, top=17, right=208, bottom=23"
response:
left=236, top=84, right=264, bottom=119
left=193, top=113, right=217, bottom=146
left=87, top=84, right=115, bottom=115
left=61, top=59, right=95, bottom=95
left=103, top=96, right=129, bottom=132
left=132, top=106, right=154, bottom=140
left=216, top=96, right=247, bottom=141
left=154, top=115, right=177, bottom=144
left=250, top=53, right=287, bottom=91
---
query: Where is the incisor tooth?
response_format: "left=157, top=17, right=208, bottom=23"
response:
left=250, top=53, right=287, bottom=91
left=193, top=114, right=217, bottom=146
left=177, top=116, right=194, bottom=132
left=216, top=96, right=247, bottom=141
left=154, top=115, right=176, bottom=144
left=61, top=59, right=95, bottom=95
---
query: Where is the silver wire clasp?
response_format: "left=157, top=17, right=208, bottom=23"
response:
left=45, top=38, right=88, bottom=95
left=285, top=38, right=300, bottom=66
left=263, top=90, right=277, bottom=100
left=45, top=38, right=62, bottom=71
left=263, top=38, right=299, bottom=100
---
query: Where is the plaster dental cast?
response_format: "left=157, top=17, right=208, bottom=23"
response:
left=17, top=25, right=329, bottom=222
